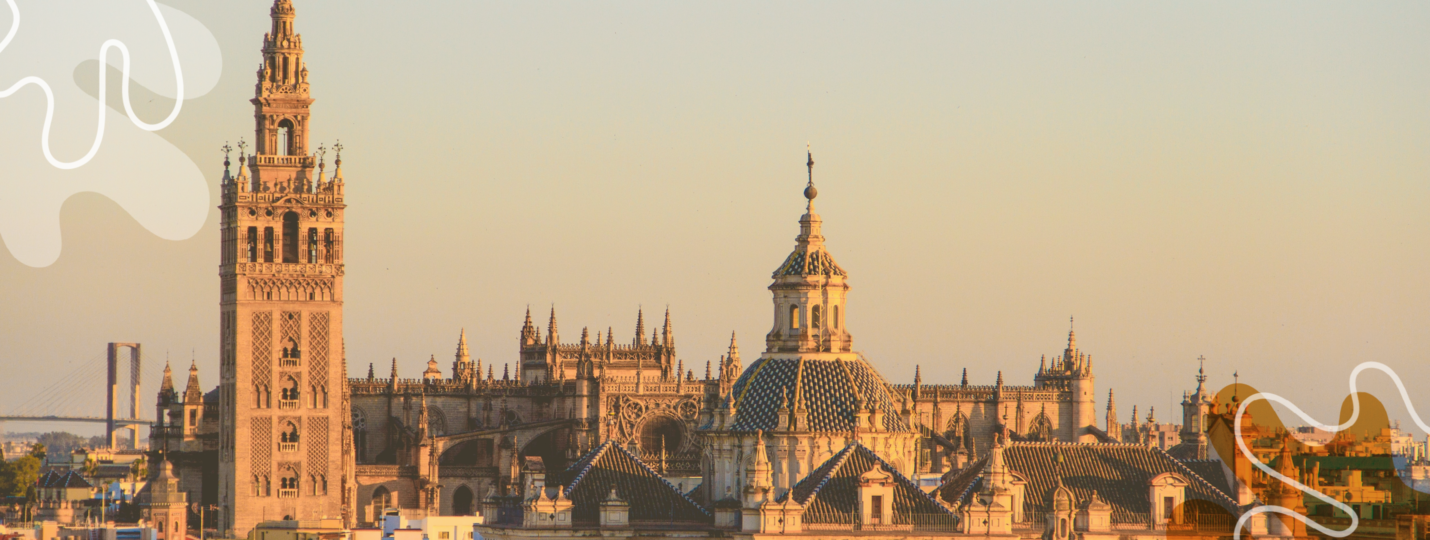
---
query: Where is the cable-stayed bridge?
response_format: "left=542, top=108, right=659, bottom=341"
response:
left=1, top=343, right=158, bottom=448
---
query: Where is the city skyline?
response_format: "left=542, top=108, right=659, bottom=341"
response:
left=2, top=0, right=1430, bottom=432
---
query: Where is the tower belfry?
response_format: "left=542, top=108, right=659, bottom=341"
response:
left=218, top=0, right=349, bottom=535
left=250, top=0, right=316, bottom=191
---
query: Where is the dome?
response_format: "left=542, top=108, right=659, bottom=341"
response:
left=724, top=356, right=909, bottom=432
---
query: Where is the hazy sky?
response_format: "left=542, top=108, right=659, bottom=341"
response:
left=3, top=1, right=1429, bottom=435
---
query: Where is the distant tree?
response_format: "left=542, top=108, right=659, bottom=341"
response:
left=27, top=443, right=45, bottom=461
left=130, top=456, right=147, bottom=480
left=0, top=456, right=41, bottom=497
left=83, top=457, right=99, bottom=478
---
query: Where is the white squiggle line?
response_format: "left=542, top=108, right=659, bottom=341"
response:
left=1233, top=362, right=1430, bottom=539
left=0, top=0, right=184, bottom=170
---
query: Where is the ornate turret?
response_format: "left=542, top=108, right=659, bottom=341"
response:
left=183, top=361, right=204, bottom=405
left=158, top=362, right=176, bottom=406
left=453, top=329, right=475, bottom=383
left=766, top=146, right=852, bottom=353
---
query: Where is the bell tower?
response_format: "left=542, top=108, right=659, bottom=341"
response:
left=765, top=146, right=852, bottom=354
left=217, top=0, right=349, bottom=536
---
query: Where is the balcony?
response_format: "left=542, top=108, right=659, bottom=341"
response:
left=278, top=400, right=299, bottom=410
left=280, top=358, right=301, bottom=368
left=278, top=489, right=298, bottom=499
left=279, top=442, right=298, bottom=453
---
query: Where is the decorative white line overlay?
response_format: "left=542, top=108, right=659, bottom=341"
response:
left=1234, top=362, right=1426, bottom=539
left=0, top=0, right=183, bottom=169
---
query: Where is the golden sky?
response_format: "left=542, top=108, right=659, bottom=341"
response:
left=2, top=1, right=1428, bottom=432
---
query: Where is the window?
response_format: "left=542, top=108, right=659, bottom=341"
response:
left=324, top=229, right=334, bottom=264
left=870, top=495, right=883, bottom=524
left=188, top=409, right=197, bottom=425
left=1164, top=496, right=1175, bottom=523
left=280, top=422, right=300, bottom=444
left=790, top=305, right=800, bottom=330
left=439, top=533, right=450, bottom=540
left=263, top=227, right=275, bottom=262
left=282, top=212, right=300, bottom=263
left=277, top=119, right=294, bottom=156
left=247, top=227, right=258, bottom=262
left=1059, top=518, right=1067, bottom=537
left=833, top=305, right=839, bottom=329
left=307, top=228, right=318, bottom=263
left=811, top=305, right=822, bottom=329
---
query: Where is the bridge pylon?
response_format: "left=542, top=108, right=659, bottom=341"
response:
left=106, top=342, right=142, bottom=449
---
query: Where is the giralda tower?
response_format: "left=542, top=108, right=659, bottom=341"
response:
left=217, top=0, right=350, bottom=534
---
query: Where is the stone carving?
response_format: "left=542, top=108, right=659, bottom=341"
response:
left=253, top=311, right=272, bottom=395
left=253, top=416, right=272, bottom=487
left=309, top=311, right=329, bottom=393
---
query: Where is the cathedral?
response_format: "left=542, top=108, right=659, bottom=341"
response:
left=147, top=2, right=1247, bottom=539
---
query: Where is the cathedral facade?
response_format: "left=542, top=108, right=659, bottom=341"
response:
left=149, top=2, right=1116, bottom=537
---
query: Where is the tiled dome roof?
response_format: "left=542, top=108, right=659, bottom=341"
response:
left=723, top=355, right=910, bottom=432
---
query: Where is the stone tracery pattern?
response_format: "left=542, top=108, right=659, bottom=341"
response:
left=252, top=312, right=272, bottom=393
left=309, top=311, right=329, bottom=392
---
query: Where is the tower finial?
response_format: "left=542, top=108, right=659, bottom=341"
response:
left=221, top=142, right=233, bottom=179
left=803, top=143, right=817, bottom=210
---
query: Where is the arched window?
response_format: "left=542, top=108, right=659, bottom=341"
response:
left=451, top=485, right=475, bottom=516
left=279, top=473, right=299, bottom=497
left=373, top=486, right=391, bottom=511
left=307, top=228, right=318, bottom=263
left=323, top=229, right=335, bottom=264
left=282, top=212, right=300, bottom=263
left=280, top=422, right=300, bottom=444
left=639, top=417, right=684, bottom=455
left=263, top=227, right=275, bottom=262
left=277, top=119, right=294, bottom=156
left=353, top=412, right=368, bottom=463
left=811, top=305, right=822, bottom=330
left=789, top=305, right=800, bottom=330
left=280, top=376, right=300, bottom=404
left=833, top=305, right=840, bottom=329
left=246, top=227, right=258, bottom=262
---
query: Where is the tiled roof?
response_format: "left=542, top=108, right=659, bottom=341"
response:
left=779, top=442, right=953, bottom=524
left=1178, top=459, right=1233, bottom=498
left=939, top=443, right=1238, bottom=523
left=37, top=470, right=92, bottom=489
left=555, top=441, right=710, bottom=525
left=774, top=249, right=846, bottom=277
left=722, top=356, right=910, bottom=433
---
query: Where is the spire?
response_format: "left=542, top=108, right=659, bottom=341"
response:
left=416, top=391, right=430, bottom=440
left=457, top=328, right=470, bottom=359
left=580, top=327, right=589, bottom=346
left=158, top=362, right=175, bottom=403
left=1195, top=354, right=1208, bottom=394
left=914, top=365, right=922, bottom=386
left=184, top=361, right=203, bottom=404
left=634, top=308, right=645, bottom=347
left=221, top=142, right=233, bottom=183
left=606, top=326, right=614, bottom=347
left=1107, top=389, right=1115, bottom=410
left=995, top=370, right=1003, bottom=387
left=331, top=140, right=343, bottom=182
left=1065, top=316, right=1077, bottom=358
left=662, top=307, right=673, bottom=348
left=773, top=146, right=845, bottom=279
left=961, top=368, right=968, bottom=387
left=805, top=142, right=817, bottom=212
left=547, top=306, right=558, bottom=345
left=367, top=363, right=374, bottom=380
left=390, top=358, right=398, bottom=380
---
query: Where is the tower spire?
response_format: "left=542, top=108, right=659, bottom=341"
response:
left=805, top=142, right=816, bottom=213
left=634, top=307, right=645, bottom=347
